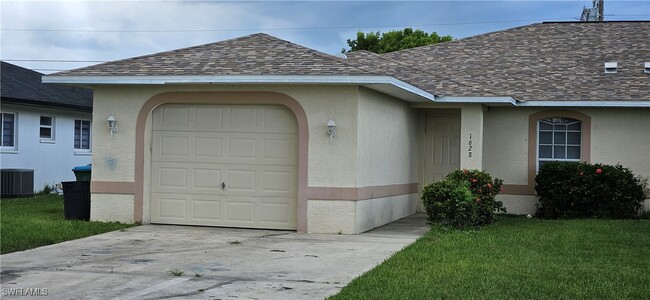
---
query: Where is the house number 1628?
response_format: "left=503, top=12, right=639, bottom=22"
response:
left=468, top=134, right=473, bottom=158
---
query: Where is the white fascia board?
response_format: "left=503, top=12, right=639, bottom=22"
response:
left=42, top=75, right=436, bottom=102
left=517, top=101, right=650, bottom=108
left=434, top=96, right=517, bottom=105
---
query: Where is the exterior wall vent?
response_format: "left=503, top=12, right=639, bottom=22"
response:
left=1, top=169, right=34, bottom=198
left=604, top=62, right=618, bottom=74
left=645, top=62, right=650, bottom=74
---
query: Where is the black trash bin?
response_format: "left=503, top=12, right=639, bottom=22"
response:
left=62, top=181, right=90, bottom=220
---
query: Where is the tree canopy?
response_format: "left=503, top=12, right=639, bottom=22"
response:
left=342, top=27, right=453, bottom=54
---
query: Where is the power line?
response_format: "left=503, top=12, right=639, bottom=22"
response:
left=32, top=69, right=68, bottom=71
left=0, top=17, right=589, bottom=33
left=3, top=59, right=107, bottom=63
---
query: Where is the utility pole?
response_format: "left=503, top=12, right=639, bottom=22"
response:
left=597, top=0, right=604, bottom=21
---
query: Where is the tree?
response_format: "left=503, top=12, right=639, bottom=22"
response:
left=342, top=27, right=453, bottom=54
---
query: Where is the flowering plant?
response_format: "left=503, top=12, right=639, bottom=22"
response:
left=422, top=169, right=505, bottom=229
left=535, top=162, right=646, bottom=219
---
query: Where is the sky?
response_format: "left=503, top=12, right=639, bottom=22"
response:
left=1, top=0, right=648, bottom=74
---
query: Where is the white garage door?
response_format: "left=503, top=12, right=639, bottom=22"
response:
left=151, top=104, right=298, bottom=229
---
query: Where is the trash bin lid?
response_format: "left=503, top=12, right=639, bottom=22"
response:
left=72, top=165, right=92, bottom=172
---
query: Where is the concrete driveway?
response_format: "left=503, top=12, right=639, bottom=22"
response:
left=1, top=214, right=428, bottom=299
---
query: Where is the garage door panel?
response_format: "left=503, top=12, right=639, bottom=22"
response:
left=152, top=193, right=188, bottom=220
left=225, top=199, right=255, bottom=222
left=191, top=198, right=221, bottom=221
left=259, top=202, right=292, bottom=224
left=154, top=132, right=296, bottom=165
left=229, top=106, right=259, bottom=130
left=193, top=169, right=222, bottom=189
left=159, top=105, right=190, bottom=126
left=194, top=137, right=222, bottom=158
left=160, top=136, right=189, bottom=157
left=228, top=138, right=258, bottom=159
left=263, top=138, right=297, bottom=160
left=151, top=104, right=297, bottom=230
left=195, top=106, right=224, bottom=127
left=263, top=106, right=297, bottom=132
left=261, top=170, right=295, bottom=193
left=226, top=170, right=256, bottom=192
left=156, top=167, right=188, bottom=189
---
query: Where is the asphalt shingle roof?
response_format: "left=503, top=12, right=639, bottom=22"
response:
left=50, top=22, right=650, bottom=102
left=1, top=62, right=92, bottom=111
left=377, top=21, right=650, bottom=101
left=55, top=33, right=376, bottom=76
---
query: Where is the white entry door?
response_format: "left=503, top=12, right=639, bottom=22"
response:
left=424, top=115, right=461, bottom=184
left=150, top=104, right=298, bottom=230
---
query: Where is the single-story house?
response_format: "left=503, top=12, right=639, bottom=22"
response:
left=1, top=61, right=92, bottom=194
left=44, top=21, right=649, bottom=233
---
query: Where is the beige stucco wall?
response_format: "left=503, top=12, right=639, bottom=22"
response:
left=307, top=200, right=357, bottom=234
left=356, top=87, right=418, bottom=187
left=483, top=107, right=650, bottom=185
left=460, top=105, right=485, bottom=170
left=355, top=194, right=417, bottom=233
left=484, top=107, right=650, bottom=214
left=482, top=107, right=530, bottom=185
left=90, top=194, right=134, bottom=223
left=307, top=194, right=417, bottom=234
left=351, top=87, right=419, bottom=232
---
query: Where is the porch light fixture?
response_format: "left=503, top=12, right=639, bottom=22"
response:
left=107, top=113, right=118, bottom=136
left=326, top=119, right=336, bottom=142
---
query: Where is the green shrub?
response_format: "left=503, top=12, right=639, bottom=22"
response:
left=535, top=162, right=647, bottom=219
left=422, top=169, right=505, bottom=229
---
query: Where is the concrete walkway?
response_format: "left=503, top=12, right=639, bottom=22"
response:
left=1, top=214, right=428, bottom=299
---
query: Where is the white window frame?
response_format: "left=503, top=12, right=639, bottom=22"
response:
left=536, top=117, right=581, bottom=171
left=74, top=119, right=92, bottom=154
left=39, top=115, right=55, bottom=143
left=1, top=112, right=17, bottom=152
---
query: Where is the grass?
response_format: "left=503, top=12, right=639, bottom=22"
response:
left=330, top=216, right=650, bottom=300
left=1, top=194, right=136, bottom=254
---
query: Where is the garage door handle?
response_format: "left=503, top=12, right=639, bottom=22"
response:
left=222, top=182, right=226, bottom=190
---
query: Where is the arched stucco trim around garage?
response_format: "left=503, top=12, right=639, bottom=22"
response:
left=133, top=91, right=310, bottom=232
left=502, top=109, right=591, bottom=195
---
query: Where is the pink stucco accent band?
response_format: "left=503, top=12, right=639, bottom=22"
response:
left=135, top=92, right=309, bottom=232
left=500, top=184, right=532, bottom=195
left=500, top=110, right=592, bottom=196
left=91, top=181, right=136, bottom=194
left=307, top=183, right=419, bottom=201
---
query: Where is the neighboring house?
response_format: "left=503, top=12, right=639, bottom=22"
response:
left=44, top=21, right=649, bottom=233
left=1, top=61, right=93, bottom=192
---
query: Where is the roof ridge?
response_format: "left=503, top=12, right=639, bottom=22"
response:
left=1, top=61, right=44, bottom=76
left=255, top=34, right=381, bottom=75
left=53, top=33, right=270, bottom=76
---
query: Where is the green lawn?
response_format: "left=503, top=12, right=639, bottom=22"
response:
left=330, top=216, right=650, bottom=299
left=1, top=195, right=136, bottom=254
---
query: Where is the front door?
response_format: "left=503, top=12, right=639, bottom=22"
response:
left=424, top=115, right=461, bottom=184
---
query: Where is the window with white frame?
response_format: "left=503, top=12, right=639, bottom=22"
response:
left=40, top=116, right=55, bottom=141
left=74, top=119, right=91, bottom=151
left=537, top=117, right=581, bottom=170
left=1, top=112, right=16, bottom=149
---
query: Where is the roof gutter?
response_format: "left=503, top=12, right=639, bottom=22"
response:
left=42, top=75, right=436, bottom=103
left=434, top=96, right=517, bottom=106
left=516, top=100, right=650, bottom=108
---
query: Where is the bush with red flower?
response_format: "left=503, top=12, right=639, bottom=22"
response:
left=535, top=162, right=647, bottom=219
left=422, top=169, right=505, bottom=229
